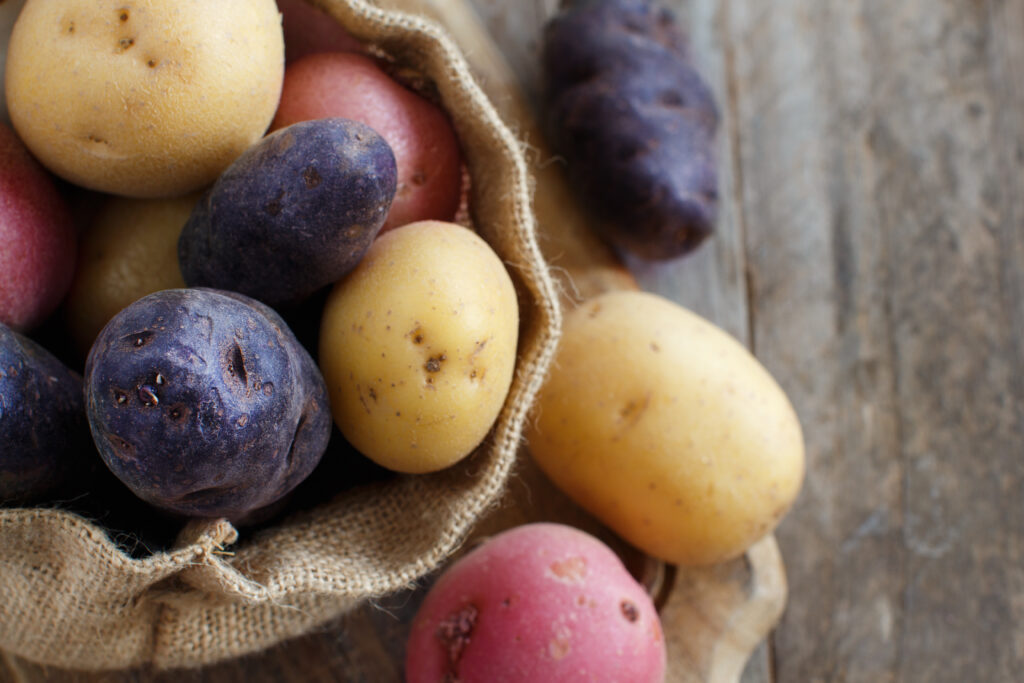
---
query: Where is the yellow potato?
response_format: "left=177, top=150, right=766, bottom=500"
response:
left=4, top=0, right=283, bottom=198
left=64, top=194, right=195, bottom=354
left=319, top=221, right=519, bottom=474
left=526, top=291, right=804, bottom=566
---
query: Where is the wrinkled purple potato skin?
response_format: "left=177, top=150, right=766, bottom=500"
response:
left=179, top=118, right=397, bottom=308
left=542, top=0, right=719, bottom=260
left=84, top=288, right=332, bottom=520
left=0, top=323, right=93, bottom=504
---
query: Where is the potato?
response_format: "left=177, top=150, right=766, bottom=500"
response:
left=319, top=221, right=518, bottom=474
left=65, top=194, right=195, bottom=355
left=4, top=0, right=284, bottom=198
left=178, top=118, right=397, bottom=308
left=542, top=0, right=718, bottom=259
left=276, top=0, right=363, bottom=62
left=405, top=523, right=666, bottom=682
left=270, top=52, right=463, bottom=231
left=0, top=122, right=75, bottom=332
left=526, top=291, right=804, bottom=566
left=0, top=0, right=28, bottom=125
left=1, top=322, right=94, bottom=505
left=84, top=288, right=332, bottom=521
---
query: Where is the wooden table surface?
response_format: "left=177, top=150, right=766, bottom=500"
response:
left=5, top=1, right=1024, bottom=681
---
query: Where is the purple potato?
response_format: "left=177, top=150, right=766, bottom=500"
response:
left=543, top=0, right=719, bottom=259
left=0, top=323, right=93, bottom=504
left=178, top=117, right=397, bottom=308
left=84, top=288, right=331, bottom=520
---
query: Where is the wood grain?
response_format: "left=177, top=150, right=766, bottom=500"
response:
left=721, top=1, right=1024, bottom=681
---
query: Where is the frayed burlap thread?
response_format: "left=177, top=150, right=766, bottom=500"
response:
left=0, top=0, right=561, bottom=670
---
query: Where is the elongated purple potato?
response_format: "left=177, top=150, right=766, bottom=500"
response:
left=543, top=0, right=719, bottom=259
left=179, top=118, right=397, bottom=307
left=0, top=323, right=93, bottom=504
left=84, top=288, right=331, bottom=520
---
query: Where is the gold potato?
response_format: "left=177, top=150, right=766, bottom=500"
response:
left=4, top=0, right=283, bottom=198
left=64, top=194, right=196, bottom=354
left=526, top=290, right=804, bottom=566
left=319, top=221, right=519, bottom=474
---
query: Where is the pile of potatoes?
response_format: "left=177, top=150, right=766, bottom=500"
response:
left=0, top=0, right=805, bottom=680
left=1, top=0, right=509, bottom=516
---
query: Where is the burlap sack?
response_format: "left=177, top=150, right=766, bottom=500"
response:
left=0, top=0, right=561, bottom=670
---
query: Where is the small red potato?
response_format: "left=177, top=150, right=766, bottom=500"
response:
left=277, top=0, right=363, bottom=62
left=405, top=523, right=666, bottom=683
left=270, top=52, right=462, bottom=231
left=0, top=122, right=75, bottom=332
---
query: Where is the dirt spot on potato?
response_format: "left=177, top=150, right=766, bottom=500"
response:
left=547, top=556, right=587, bottom=584
left=123, top=330, right=154, bottom=349
left=302, top=166, right=322, bottom=188
left=620, top=600, right=639, bottom=623
left=436, top=603, right=478, bottom=679
left=548, top=626, right=572, bottom=660
left=264, top=190, right=284, bottom=216
left=137, top=385, right=159, bottom=407
left=224, top=342, right=248, bottom=391
left=168, top=404, right=188, bottom=423
left=425, top=354, right=446, bottom=373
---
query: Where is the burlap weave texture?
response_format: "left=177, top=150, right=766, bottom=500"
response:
left=0, top=0, right=561, bottom=670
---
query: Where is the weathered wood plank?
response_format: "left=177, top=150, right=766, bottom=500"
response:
left=724, top=0, right=1024, bottom=680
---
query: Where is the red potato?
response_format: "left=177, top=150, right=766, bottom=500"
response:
left=0, top=122, right=75, bottom=332
left=405, top=523, right=666, bottom=683
left=270, top=52, right=462, bottom=231
left=277, top=0, right=363, bottom=62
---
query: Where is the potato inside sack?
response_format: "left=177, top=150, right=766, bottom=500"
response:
left=4, top=0, right=284, bottom=198
left=64, top=194, right=196, bottom=356
left=271, top=51, right=464, bottom=232
left=319, top=220, right=519, bottom=474
left=527, top=291, right=804, bottom=566
left=84, top=288, right=332, bottom=521
left=178, top=117, right=397, bottom=308
left=0, top=0, right=562, bottom=671
left=0, top=0, right=27, bottom=125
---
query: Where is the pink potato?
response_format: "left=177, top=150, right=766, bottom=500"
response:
left=405, top=523, right=666, bottom=683
left=270, top=52, right=462, bottom=231
left=0, top=123, right=75, bottom=332
left=277, top=0, right=364, bottom=62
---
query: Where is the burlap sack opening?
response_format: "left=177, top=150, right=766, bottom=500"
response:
left=0, top=0, right=561, bottom=671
